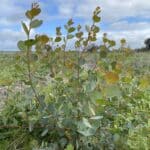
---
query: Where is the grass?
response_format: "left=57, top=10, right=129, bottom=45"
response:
left=0, top=50, right=150, bottom=149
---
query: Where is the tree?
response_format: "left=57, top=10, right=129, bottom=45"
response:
left=144, top=38, right=150, bottom=49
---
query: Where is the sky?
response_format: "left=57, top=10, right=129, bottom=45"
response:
left=0, top=0, right=150, bottom=50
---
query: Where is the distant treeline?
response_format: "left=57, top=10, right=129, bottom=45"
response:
left=134, top=47, right=150, bottom=52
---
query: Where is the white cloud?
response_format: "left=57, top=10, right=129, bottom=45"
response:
left=0, top=0, right=150, bottom=50
left=109, top=21, right=150, bottom=31
left=101, top=21, right=150, bottom=48
left=53, top=0, right=150, bottom=22
left=103, top=29, right=150, bottom=48
left=0, top=0, right=46, bottom=26
left=0, top=29, right=25, bottom=50
left=0, top=0, right=45, bottom=50
left=0, top=28, right=36, bottom=50
left=51, top=0, right=150, bottom=48
left=0, top=0, right=24, bottom=26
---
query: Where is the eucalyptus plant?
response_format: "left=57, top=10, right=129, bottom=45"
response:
left=0, top=3, right=149, bottom=150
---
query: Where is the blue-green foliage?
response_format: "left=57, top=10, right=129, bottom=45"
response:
left=0, top=3, right=150, bottom=150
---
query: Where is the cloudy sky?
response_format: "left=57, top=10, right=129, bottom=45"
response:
left=0, top=0, right=150, bottom=50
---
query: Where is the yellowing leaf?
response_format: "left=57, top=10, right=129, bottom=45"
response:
left=93, top=15, right=101, bottom=22
left=30, top=8, right=41, bottom=17
left=139, top=76, right=150, bottom=89
left=105, top=72, right=119, bottom=84
left=37, top=35, right=49, bottom=44
left=25, top=8, right=41, bottom=19
left=65, top=61, right=74, bottom=69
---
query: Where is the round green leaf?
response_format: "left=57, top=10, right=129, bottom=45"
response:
left=55, top=37, right=62, bottom=42
left=30, top=19, right=43, bottom=28
left=93, top=15, right=101, bottom=23
left=76, top=32, right=83, bottom=38
left=68, top=27, right=75, bottom=33
left=17, top=40, right=26, bottom=51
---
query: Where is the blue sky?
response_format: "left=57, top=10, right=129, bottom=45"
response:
left=0, top=0, right=150, bottom=50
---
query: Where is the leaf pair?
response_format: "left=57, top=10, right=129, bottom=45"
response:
left=26, top=7, right=41, bottom=20
left=17, top=39, right=36, bottom=50
left=21, top=19, right=43, bottom=37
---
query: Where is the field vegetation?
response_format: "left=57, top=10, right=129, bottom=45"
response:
left=0, top=3, right=150, bottom=150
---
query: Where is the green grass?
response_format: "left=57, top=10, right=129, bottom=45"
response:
left=0, top=51, right=149, bottom=85
left=0, top=51, right=150, bottom=149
